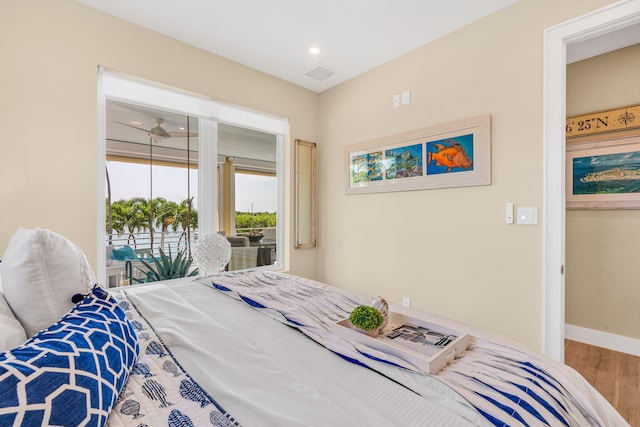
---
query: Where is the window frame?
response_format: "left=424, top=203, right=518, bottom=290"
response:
left=97, top=68, right=288, bottom=282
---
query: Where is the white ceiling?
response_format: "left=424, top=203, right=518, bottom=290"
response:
left=567, top=23, right=640, bottom=64
left=76, top=0, right=522, bottom=92
left=106, top=100, right=277, bottom=164
left=91, top=0, right=639, bottom=156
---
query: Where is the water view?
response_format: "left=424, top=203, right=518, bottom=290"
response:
left=572, top=151, right=640, bottom=195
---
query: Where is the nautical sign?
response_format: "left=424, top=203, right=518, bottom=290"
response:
left=566, top=104, right=640, bottom=138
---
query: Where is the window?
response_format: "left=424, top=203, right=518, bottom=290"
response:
left=98, top=70, right=287, bottom=284
left=234, top=171, right=277, bottom=235
left=105, top=102, right=198, bottom=261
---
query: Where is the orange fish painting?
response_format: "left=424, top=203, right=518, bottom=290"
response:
left=426, top=135, right=474, bottom=174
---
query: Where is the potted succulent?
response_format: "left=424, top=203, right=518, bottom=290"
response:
left=349, top=305, right=384, bottom=337
left=129, top=247, right=198, bottom=283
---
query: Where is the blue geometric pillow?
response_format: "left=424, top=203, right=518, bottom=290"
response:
left=0, top=285, right=139, bottom=426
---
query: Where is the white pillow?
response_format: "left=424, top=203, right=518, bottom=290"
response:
left=0, top=290, right=26, bottom=351
left=0, top=228, right=95, bottom=337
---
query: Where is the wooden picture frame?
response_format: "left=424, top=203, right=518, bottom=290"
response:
left=345, top=114, right=491, bottom=194
left=566, top=134, right=640, bottom=209
left=294, top=139, right=317, bottom=248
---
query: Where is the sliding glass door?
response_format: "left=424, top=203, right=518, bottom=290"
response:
left=98, top=70, right=287, bottom=285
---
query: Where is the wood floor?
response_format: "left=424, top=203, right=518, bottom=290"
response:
left=564, top=340, right=639, bottom=426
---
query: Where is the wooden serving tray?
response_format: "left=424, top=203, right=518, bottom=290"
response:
left=332, top=311, right=469, bottom=374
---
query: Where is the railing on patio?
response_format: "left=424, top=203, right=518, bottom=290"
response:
left=106, top=231, right=198, bottom=257
left=105, top=227, right=277, bottom=287
left=106, top=227, right=273, bottom=255
left=235, top=227, right=274, bottom=237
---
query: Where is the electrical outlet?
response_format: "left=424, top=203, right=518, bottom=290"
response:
left=402, top=297, right=411, bottom=308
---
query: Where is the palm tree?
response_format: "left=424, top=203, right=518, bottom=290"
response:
left=174, top=198, right=198, bottom=253
left=107, top=197, right=198, bottom=254
left=130, top=197, right=150, bottom=236
left=143, top=197, right=167, bottom=250
left=109, top=200, right=126, bottom=234
left=154, top=199, right=178, bottom=253
left=107, top=199, right=127, bottom=237
left=112, top=198, right=148, bottom=248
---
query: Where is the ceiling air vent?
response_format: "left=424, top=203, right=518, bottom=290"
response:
left=305, top=64, right=336, bottom=81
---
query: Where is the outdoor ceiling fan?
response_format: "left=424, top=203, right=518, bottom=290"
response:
left=115, top=118, right=196, bottom=141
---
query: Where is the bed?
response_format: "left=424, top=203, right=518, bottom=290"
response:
left=0, top=228, right=630, bottom=426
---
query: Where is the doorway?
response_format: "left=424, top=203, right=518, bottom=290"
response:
left=543, top=0, right=640, bottom=362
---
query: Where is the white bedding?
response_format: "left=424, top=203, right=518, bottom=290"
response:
left=122, top=280, right=486, bottom=426
left=114, top=271, right=628, bottom=427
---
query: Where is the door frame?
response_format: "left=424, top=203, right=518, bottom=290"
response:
left=543, top=0, right=640, bottom=361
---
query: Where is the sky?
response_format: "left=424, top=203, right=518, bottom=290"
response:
left=235, top=173, right=277, bottom=212
left=107, top=161, right=277, bottom=212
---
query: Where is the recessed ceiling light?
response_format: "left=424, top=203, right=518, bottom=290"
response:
left=130, top=120, right=142, bottom=125
left=309, top=47, right=320, bottom=55
left=179, top=127, right=185, bottom=130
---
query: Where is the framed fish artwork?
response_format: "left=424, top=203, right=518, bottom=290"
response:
left=566, top=134, right=640, bottom=209
left=345, top=114, right=491, bottom=194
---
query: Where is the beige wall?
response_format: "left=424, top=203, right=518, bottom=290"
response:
left=566, top=44, right=640, bottom=340
left=1, top=0, right=625, bottom=351
left=0, top=0, right=319, bottom=278
left=317, top=0, right=617, bottom=350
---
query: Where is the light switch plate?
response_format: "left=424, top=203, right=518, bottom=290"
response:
left=516, top=207, right=538, bottom=225
left=401, top=90, right=411, bottom=105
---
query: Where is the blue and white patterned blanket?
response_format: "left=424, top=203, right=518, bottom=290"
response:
left=107, top=290, right=240, bottom=427
left=201, top=270, right=627, bottom=427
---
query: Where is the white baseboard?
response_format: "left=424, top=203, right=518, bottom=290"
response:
left=565, top=324, right=640, bottom=357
